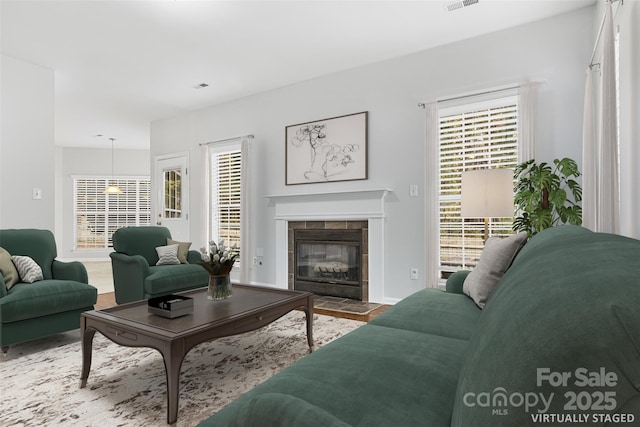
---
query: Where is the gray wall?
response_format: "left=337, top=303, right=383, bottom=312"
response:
left=151, top=8, right=597, bottom=302
left=1, top=55, right=55, bottom=231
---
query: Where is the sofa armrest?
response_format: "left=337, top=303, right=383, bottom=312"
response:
left=52, top=259, right=89, bottom=283
left=110, top=252, right=151, bottom=304
left=446, top=270, right=471, bottom=294
left=187, top=249, right=202, bottom=265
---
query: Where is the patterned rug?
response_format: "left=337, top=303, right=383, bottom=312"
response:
left=1, top=311, right=363, bottom=426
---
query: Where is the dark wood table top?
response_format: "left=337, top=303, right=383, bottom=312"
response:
left=84, top=284, right=313, bottom=337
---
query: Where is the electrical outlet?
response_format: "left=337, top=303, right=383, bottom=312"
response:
left=410, top=268, right=418, bottom=280
left=409, top=184, right=418, bottom=197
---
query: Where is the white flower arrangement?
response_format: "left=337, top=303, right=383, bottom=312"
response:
left=199, top=239, right=238, bottom=276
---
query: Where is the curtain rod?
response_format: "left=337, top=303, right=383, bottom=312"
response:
left=199, top=134, right=254, bottom=146
left=418, top=83, right=530, bottom=108
left=589, top=0, right=623, bottom=69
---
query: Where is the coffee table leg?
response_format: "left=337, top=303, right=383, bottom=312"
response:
left=305, top=296, right=314, bottom=352
left=161, top=341, right=186, bottom=425
left=79, top=317, right=96, bottom=388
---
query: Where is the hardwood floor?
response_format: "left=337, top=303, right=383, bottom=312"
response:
left=95, top=292, right=117, bottom=310
left=94, top=292, right=390, bottom=322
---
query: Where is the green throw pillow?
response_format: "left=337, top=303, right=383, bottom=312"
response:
left=167, top=239, right=192, bottom=264
left=0, top=247, right=19, bottom=289
left=463, top=231, right=528, bottom=308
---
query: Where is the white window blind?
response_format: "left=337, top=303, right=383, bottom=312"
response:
left=439, top=97, right=518, bottom=274
left=74, top=177, right=151, bottom=249
left=210, top=146, right=242, bottom=256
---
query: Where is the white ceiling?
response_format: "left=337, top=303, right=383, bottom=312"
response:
left=1, top=0, right=595, bottom=150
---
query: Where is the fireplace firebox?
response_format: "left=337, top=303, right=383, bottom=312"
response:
left=294, top=229, right=363, bottom=300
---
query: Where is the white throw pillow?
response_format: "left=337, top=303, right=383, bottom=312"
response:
left=463, top=231, right=528, bottom=308
left=156, top=244, right=181, bottom=266
left=11, top=255, right=44, bottom=283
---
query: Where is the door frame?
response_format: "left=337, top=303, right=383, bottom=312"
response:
left=155, top=152, right=190, bottom=241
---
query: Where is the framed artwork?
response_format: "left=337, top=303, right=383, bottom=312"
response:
left=285, top=111, right=368, bottom=185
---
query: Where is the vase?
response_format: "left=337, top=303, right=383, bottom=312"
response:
left=208, top=274, right=232, bottom=300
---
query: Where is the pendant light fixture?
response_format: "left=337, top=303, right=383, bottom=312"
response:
left=104, top=137, right=123, bottom=194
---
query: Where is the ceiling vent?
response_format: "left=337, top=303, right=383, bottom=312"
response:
left=444, top=0, right=479, bottom=12
left=193, top=83, right=209, bottom=89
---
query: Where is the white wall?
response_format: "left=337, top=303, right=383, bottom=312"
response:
left=156, top=8, right=594, bottom=302
left=58, top=147, right=150, bottom=260
left=1, top=55, right=55, bottom=231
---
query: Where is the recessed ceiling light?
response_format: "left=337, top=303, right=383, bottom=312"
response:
left=193, top=83, right=210, bottom=89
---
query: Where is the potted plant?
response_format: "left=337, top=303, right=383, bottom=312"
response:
left=513, top=157, right=582, bottom=236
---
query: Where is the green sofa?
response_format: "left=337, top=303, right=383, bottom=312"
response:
left=198, top=225, right=640, bottom=426
left=0, top=229, right=97, bottom=353
left=110, top=226, right=209, bottom=304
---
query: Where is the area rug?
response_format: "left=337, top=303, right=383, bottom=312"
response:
left=1, top=312, right=363, bottom=426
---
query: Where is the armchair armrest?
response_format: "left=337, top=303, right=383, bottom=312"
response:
left=187, top=249, right=202, bottom=265
left=52, top=259, right=89, bottom=283
left=446, top=270, right=471, bottom=294
left=110, top=252, right=151, bottom=304
left=0, top=275, right=6, bottom=297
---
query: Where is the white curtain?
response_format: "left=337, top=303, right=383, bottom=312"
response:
left=239, top=138, right=251, bottom=283
left=583, top=3, right=620, bottom=234
left=200, top=144, right=211, bottom=250
left=582, top=69, right=596, bottom=231
left=518, top=82, right=538, bottom=163
left=598, top=2, right=620, bottom=234
left=424, top=102, right=440, bottom=288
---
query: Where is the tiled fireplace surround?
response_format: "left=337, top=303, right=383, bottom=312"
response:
left=288, top=220, right=369, bottom=301
left=270, top=189, right=390, bottom=304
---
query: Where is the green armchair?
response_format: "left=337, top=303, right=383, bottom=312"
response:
left=0, top=229, right=97, bottom=352
left=110, top=226, right=208, bottom=304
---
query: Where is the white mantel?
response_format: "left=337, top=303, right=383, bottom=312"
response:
left=267, top=189, right=392, bottom=303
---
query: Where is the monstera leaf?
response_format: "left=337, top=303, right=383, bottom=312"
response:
left=513, top=158, right=582, bottom=236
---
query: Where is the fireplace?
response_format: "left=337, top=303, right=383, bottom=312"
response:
left=288, top=221, right=368, bottom=301
left=271, top=189, right=390, bottom=303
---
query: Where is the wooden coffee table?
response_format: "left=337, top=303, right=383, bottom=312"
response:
left=79, top=284, right=314, bottom=425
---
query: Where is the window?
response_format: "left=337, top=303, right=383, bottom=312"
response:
left=163, top=168, right=182, bottom=218
left=74, top=177, right=151, bottom=249
left=438, top=96, right=518, bottom=274
left=209, top=144, right=242, bottom=257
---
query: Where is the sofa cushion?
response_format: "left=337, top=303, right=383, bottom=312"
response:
left=201, top=324, right=469, bottom=427
left=156, top=244, right=181, bottom=266
left=451, top=226, right=640, bottom=426
left=370, top=288, right=481, bottom=340
left=224, top=393, right=352, bottom=427
left=0, top=280, right=97, bottom=323
left=168, top=239, right=192, bottom=264
left=0, top=247, right=19, bottom=290
left=144, top=264, right=208, bottom=296
left=462, top=231, right=527, bottom=308
left=11, top=255, right=44, bottom=283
